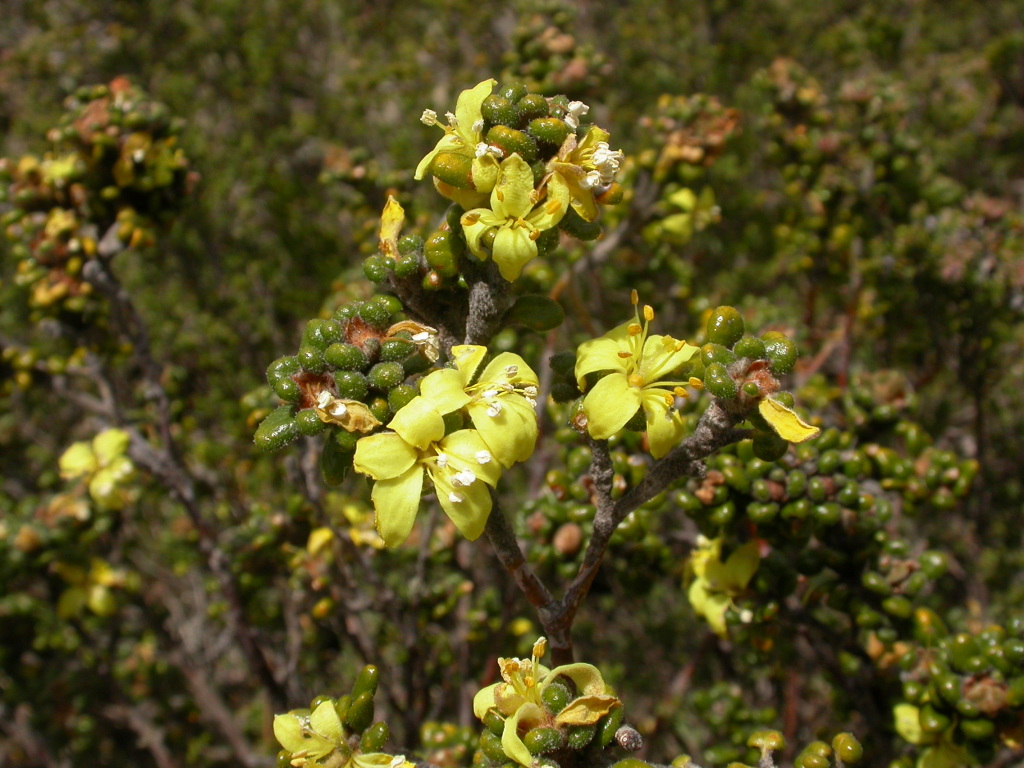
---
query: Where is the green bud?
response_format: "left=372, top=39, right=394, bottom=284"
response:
left=380, top=338, right=415, bottom=363
left=345, top=691, right=374, bottom=733
left=707, top=306, right=745, bottom=347
left=505, top=294, right=565, bottom=331
left=748, top=730, right=786, bottom=751
left=369, top=397, right=389, bottom=423
left=481, top=94, right=517, bottom=126
left=397, top=234, right=423, bottom=255
left=322, top=433, right=353, bottom=485
left=309, top=694, right=334, bottom=710
left=741, top=381, right=761, bottom=398
left=762, top=332, right=798, bottom=375
left=516, top=93, right=550, bottom=124
left=959, top=717, right=995, bottom=741
left=276, top=749, right=292, bottom=768
left=913, top=607, right=948, bottom=644
left=919, top=704, right=951, bottom=735
left=704, top=362, right=738, bottom=399
left=748, top=502, right=779, bottom=524
left=388, top=384, right=418, bottom=413
left=360, top=721, right=390, bottom=752
left=524, top=727, right=566, bottom=755
left=254, top=405, right=299, bottom=452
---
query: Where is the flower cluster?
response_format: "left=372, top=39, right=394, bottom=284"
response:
left=414, top=80, right=624, bottom=282
left=575, top=291, right=700, bottom=458
left=473, top=638, right=622, bottom=767
left=353, top=345, right=539, bottom=546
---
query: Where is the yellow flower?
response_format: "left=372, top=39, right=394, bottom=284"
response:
left=473, top=638, right=620, bottom=768
left=574, top=292, right=699, bottom=458
left=547, top=127, right=623, bottom=223
left=685, top=537, right=760, bottom=638
left=273, top=700, right=408, bottom=768
left=415, top=79, right=500, bottom=201
left=461, top=154, right=569, bottom=282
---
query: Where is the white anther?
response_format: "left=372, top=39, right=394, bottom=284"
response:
left=487, top=401, right=503, bottom=417
left=420, top=109, right=438, bottom=126
left=435, top=453, right=449, bottom=469
left=452, top=469, right=477, bottom=487
left=448, top=491, right=464, bottom=504
left=505, top=364, right=519, bottom=377
left=475, top=450, right=492, bottom=464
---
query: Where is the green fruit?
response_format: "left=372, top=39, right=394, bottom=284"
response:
left=704, top=362, right=738, bottom=399
left=748, top=502, right=779, bottom=524
left=321, top=434, right=352, bottom=486
left=309, top=694, right=334, bottom=710
left=541, top=680, right=572, bottom=714
left=505, top=294, right=565, bottom=331
left=302, top=320, right=333, bottom=350
left=762, top=332, right=798, bottom=375
left=707, top=306, right=745, bottom=347
left=254, top=405, right=299, bottom=452
left=360, top=721, right=389, bottom=752
left=733, top=335, right=767, bottom=359
left=345, top=691, right=374, bottom=733
left=353, top=664, right=380, bottom=699
left=334, top=370, right=369, bottom=400
left=397, top=234, right=423, bottom=255
left=932, top=672, right=961, bottom=707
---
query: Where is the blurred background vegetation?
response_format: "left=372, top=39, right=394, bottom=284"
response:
left=2, top=1, right=1024, bottom=766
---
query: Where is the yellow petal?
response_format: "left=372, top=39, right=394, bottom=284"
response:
left=451, top=344, right=488, bottom=384
left=581, top=373, right=642, bottom=441
left=554, top=695, right=620, bottom=726
left=378, top=195, right=405, bottom=259
left=353, top=432, right=417, bottom=480
left=758, top=398, right=820, bottom=443
left=419, top=368, right=472, bottom=413
left=388, top=396, right=446, bottom=449
left=371, top=465, right=425, bottom=547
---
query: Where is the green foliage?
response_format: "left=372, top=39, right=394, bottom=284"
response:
left=3, top=2, right=1024, bottom=768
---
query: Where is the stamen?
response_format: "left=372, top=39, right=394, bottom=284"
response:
left=630, top=289, right=639, bottom=305
left=420, top=109, right=438, bottom=126
left=674, top=386, right=688, bottom=398
left=452, top=469, right=477, bottom=487
left=505, top=364, right=519, bottom=377
left=448, top=491, right=464, bottom=504
left=617, top=351, right=633, bottom=359
left=628, top=374, right=645, bottom=388
left=487, top=402, right=502, bottom=417
left=627, top=323, right=642, bottom=336
left=436, top=453, right=449, bottom=469
left=643, top=305, right=655, bottom=322
left=475, top=450, right=492, bottom=464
